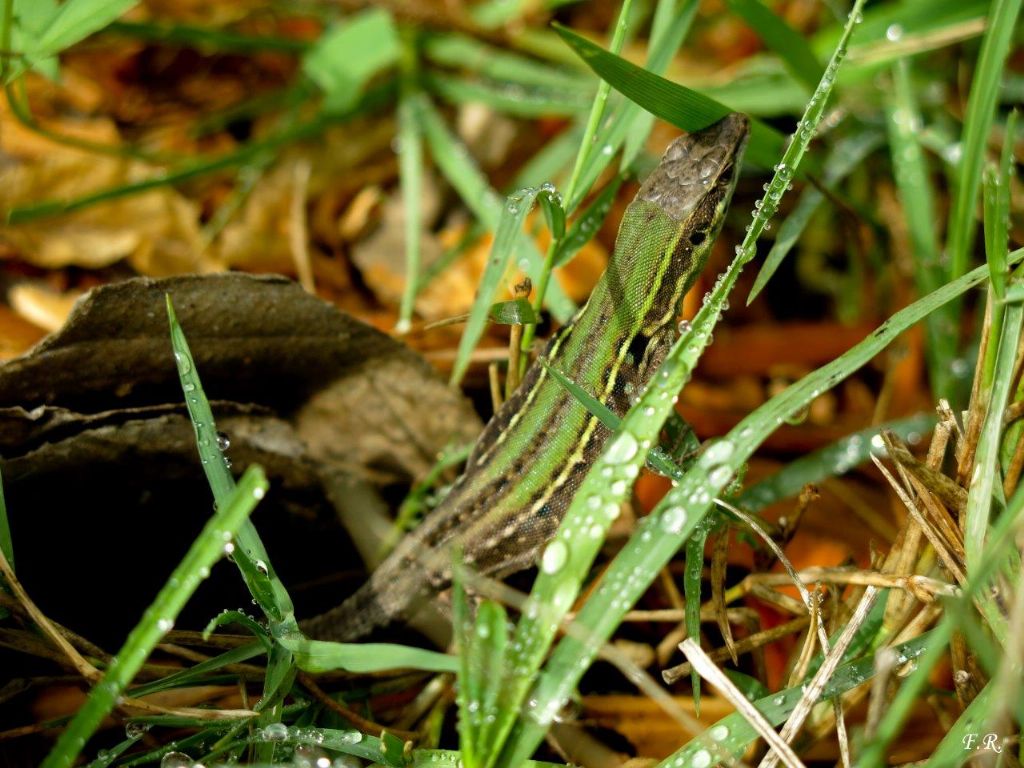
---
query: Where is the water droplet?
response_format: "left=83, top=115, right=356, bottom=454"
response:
left=157, top=618, right=174, bottom=633
left=541, top=540, right=569, bottom=574
left=702, top=439, right=735, bottom=465
left=173, top=352, right=191, bottom=375
left=253, top=486, right=266, bottom=500
left=262, top=722, right=289, bottom=741
left=691, top=749, right=711, bottom=768
left=709, top=724, right=729, bottom=741
left=677, top=319, right=692, bottom=334
left=160, top=752, right=193, bottom=768
left=661, top=506, right=687, bottom=534
left=125, top=721, right=150, bottom=739
left=605, top=432, right=639, bottom=464
left=885, top=23, right=903, bottom=41
left=255, top=560, right=269, bottom=576
left=216, top=432, right=230, bottom=451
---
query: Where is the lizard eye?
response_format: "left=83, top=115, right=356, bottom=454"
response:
left=689, top=230, right=707, bottom=245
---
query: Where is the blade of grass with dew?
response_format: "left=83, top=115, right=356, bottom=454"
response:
left=454, top=574, right=512, bottom=768
left=725, top=0, right=823, bottom=90
left=738, top=413, right=936, bottom=512
left=511, top=245, right=1024, bottom=766
left=886, top=58, right=955, bottom=398
left=167, top=296, right=294, bottom=624
left=539, top=359, right=693, bottom=481
left=397, top=32, right=424, bottom=333
left=748, top=128, right=882, bottom=303
left=425, top=72, right=592, bottom=117
left=448, top=183, right=562, bottom=385
left=996, top=112, right=1021, bottom=474
left=662, top=631, right=933, bottom=767
left=684, top=517, right=713, bottom=712
left=301, top=7, right=399, bottom=114
left=40, top=467, right=268, bottom=768
left=858, top=476, right=1024, bottom=765
left=416, top=96, right=575, bottom=323
left=422, top=33, right=592, bottom=92
left=923, top=682, right=994, bottom=767
left=943, top=0, right=1022, bottom=334
left=553, top=23, right=788, bottom=170
left=498, top=17, right=870, bottom=760
left=962, top=296, right=1021, bottom=636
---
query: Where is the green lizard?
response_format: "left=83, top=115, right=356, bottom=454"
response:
left=302, top=113, right=749, bottom=641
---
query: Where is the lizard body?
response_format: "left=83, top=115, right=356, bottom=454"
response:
left=302, top=114, right=749, bottom=641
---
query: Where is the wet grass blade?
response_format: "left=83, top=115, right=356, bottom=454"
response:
left=448, top=184, right=560, bottom=385
left=397, top=43, right=425, bottom=333
left=738, top=413, right=936, bottom=512
left=167, top=296, right=295, bottom=624
left=943, top=0, right=1022, bottom=320
left=658, top=631, right=932, bottom=766
left=886, top=59, right=956, bottom=398
left=41, top=467, right=268, bottom=768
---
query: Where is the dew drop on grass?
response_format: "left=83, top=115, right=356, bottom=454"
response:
left=173, top=352, right=191, bottom=375
left=605, top=432, right=639, bottom=464
left=661, top=506, right=688, bottom=535
left=541, top=540, right=569, bottom=574
left=262, top=722, right=288, bottom=741
left=125, top=721, right=150, bottom=739
left=157, top=618, right=174, bottom=633
left=216, top=432, right=230, bottom=451
left=255, top=560, right=269, bottom=576
left=160, top=752, right=193, bottom=768
left=709, top=724, right=730, bottom=741
left=691, top=749, right=711, bottom=768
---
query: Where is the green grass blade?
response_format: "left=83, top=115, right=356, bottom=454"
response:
left=504, top=242, right=1024, bottom=765
left=922, top=683, right=993, bottom=767
left=963, top=300, right=1020, bottom=640
left=417, top=97, right=575, bottom=323
left=747, top=129, right=881, bottom=302
left=166, top=295, right=295, bottom=624
left=426, top=72, right=591, bottom=117
left=274, top=634, right=458, bottom=674
left=449, top=185, right=543, bottom=385
left=726, top=0, right=823, bottom=89
left=40, top=467, right=268, bottom=768
left=422, top=33, right=592, bottom=92
left=684, top=518, right=712, bottom=713
left=498, top=10, right=870, bottom=759
left=397, top=39, right=424, bottom=334
left=566, top=0, right=701, bottom=212
left=659, top=632, right=933, bottom=767
left=886, top=59, right=956, bottom=397
left=553, top=22, right=787, bottom=169
left=127, top=642, right=266, bottom=698
left=943, top=0, right=1022, bottom=312
left=301, top=8, right=399, bottom=113
left=0, top=467, right=11, bottom=571
left=983, top=110, right=1016, bottom=301
left=738, top=413, right=936, bottom=512
left=552, top=173, right=625, bottom=268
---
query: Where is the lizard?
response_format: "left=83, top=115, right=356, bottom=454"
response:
left=301, top=113, right=750, bottom=641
